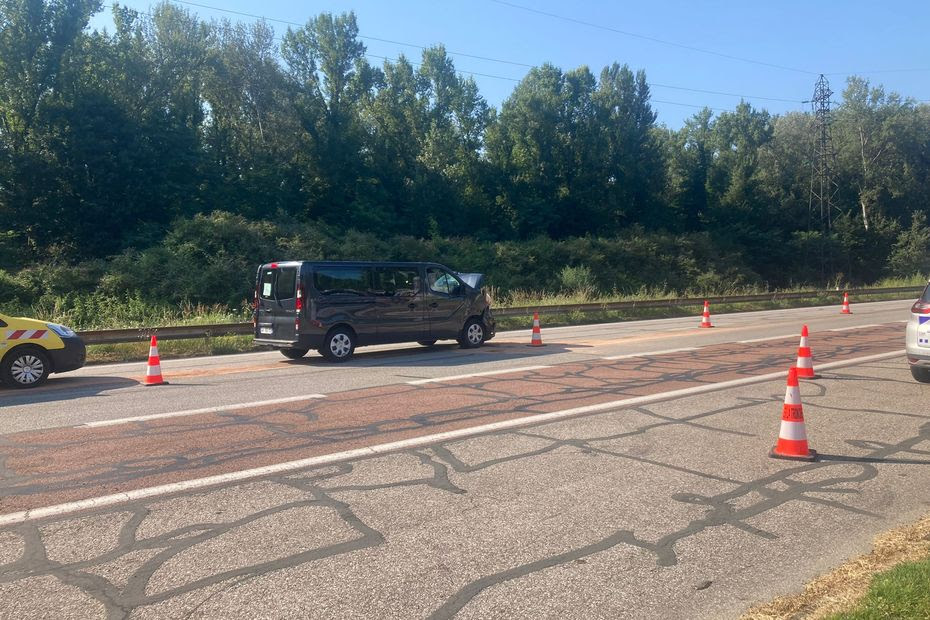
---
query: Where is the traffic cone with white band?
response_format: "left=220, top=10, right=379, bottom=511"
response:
left=795, top=325, right=820, bottom=379
left=770, top=367, right=816, bottom=461
left=144, top=334, right=168, bottom=386
left=699, top=300, right=714, bottom=328
left=841, top=291, right=852, bottom=314
left=529, top=312, right=545, bottom=347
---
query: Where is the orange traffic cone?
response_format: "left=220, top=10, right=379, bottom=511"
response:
left=699, top=300, right=714, bottom=328
left=770, top=367, right=816, bottom=461
left=144, top=334, right=168, bottom=386
left=529, top=311, right=545, bottom=347
left=841, top=291, right=852, bottom=314
left=795, top=325, right=820, bottom=379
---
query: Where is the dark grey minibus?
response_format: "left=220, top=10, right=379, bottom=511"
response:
left=253, top=261, right=495, bottom=362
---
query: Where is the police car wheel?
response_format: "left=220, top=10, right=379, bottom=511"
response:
left=1, top=347, right=51, bottom=389
left=910, top=366, right=930, bottom=383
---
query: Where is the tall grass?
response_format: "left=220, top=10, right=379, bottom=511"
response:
left=1, top=293, right=250, bottom=330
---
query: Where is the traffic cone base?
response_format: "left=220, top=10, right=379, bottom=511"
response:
left=528, top=312, right=545, bottom=347
left=769, top=446, right=817, bottom=462
left=143, top=335, right=168, bottom=386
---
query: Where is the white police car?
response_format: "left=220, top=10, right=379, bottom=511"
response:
left=906, top=281, right=930, bottom=382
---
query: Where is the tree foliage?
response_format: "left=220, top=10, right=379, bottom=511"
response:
left=2, top=1, right=930, bottom=303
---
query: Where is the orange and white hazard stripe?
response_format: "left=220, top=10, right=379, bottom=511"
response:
left=770, top=367, right=816, bottom=461
left=5, top=329, right=49, bottom=340
left=795, top=325, right=820, bottom=379
left=143, top=335, right=168, bottom=386
left=529, top=311, right=544, bottom=347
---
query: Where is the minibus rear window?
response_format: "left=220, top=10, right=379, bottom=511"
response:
left=275, top=268, right=297, bottom=300
left=259, top=269, right=275, bottom=300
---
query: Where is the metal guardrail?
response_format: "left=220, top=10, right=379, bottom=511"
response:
left=78, top=322, right=254, bottom=345
left=77, top=286, right=923, bottom=345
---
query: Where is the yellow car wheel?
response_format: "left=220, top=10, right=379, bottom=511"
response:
left=1, top=347, right=51, bottom=388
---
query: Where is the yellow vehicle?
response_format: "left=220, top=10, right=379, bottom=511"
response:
left=0, top=313, right=85, bottom=388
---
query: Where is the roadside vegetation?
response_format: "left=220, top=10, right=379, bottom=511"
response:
left=2, top=4, right=930, bottom=343
left=745, top=514, right=930, bottom=620
left=829, top=557, right=930, bottom=619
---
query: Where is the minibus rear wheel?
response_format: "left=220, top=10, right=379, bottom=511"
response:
left=281, top=347, right=309, bottom=360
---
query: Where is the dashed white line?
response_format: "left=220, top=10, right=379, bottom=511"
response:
left=2, top=349, right=903, bottom=527
left=80, top=394, right=327, bottom=428
left=737, top=334, right=796, bottom=344
left=603, top=347, right=698, bottom=360
left=829, top=324, right=882, bottom=332
left=407, top=366, right=551, bottom=385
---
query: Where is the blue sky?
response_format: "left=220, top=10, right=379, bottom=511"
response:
left=90, top=0, right=930, bottom=127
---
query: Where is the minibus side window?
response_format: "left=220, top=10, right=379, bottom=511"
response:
left=427, top=268, right=463, bottom=296
left=313, top=267, right=369, bottom=295
left=370, top=268, right=420, bottom=297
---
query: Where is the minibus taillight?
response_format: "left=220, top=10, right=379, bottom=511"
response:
left=295, top=284, right=304, bottom=333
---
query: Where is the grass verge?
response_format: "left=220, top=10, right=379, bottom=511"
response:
left=743, top=514, right=930, bottom=619
left=87, top=335, right=259, bottom=364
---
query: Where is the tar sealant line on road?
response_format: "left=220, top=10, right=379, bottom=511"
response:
left=829, top=324, right=883, bottom=332
left=0, top=349, right=904, bottom=527
left=406, top=365, right=552, bottom=385
left=602, top=347, right=699, bottom=360
left=79, top=394, right=327, bottom=428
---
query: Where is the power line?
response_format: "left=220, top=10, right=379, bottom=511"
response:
left=488, top=0, right=818, bottom=75
left=171, top=0, right=537, bottom=69
left=649, top=82, right=803, bottom=104
left=125, top=0, right=802, bottom=113
left=823, top=68, right=930, bottom=76
left=652, top=99, right=732, bottom=113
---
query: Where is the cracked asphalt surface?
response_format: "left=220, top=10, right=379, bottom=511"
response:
left=1, top=300, right=927, bottom=619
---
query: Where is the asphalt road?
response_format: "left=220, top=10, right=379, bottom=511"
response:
left=0, top=299, right=926, bottom=619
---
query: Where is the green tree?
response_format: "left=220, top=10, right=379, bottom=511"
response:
left=888, top=211, right=930, bottom=278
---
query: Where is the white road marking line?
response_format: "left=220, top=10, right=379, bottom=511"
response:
left=2, top=349, right=903, bottom=527
left=829, top=324, right=882, bottom=332
left=79, top=394, right=327, bottom=428
left=737, top=334, right=796, bottom=343
left=407, top=366, right=551, bottom=385
left=603, top=347, right=698, bottom=360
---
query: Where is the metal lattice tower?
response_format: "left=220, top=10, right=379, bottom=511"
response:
left=808, top=74, right=839, bottom=234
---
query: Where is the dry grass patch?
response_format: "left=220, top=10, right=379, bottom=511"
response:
left=743, top=513, right=930, bottom=620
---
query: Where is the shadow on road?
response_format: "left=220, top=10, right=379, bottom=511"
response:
left=0, top=375, right=139, bottom=407
left=817, top=453, right=930, bottom=466
left=280, top=341, right=588, bottom=369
